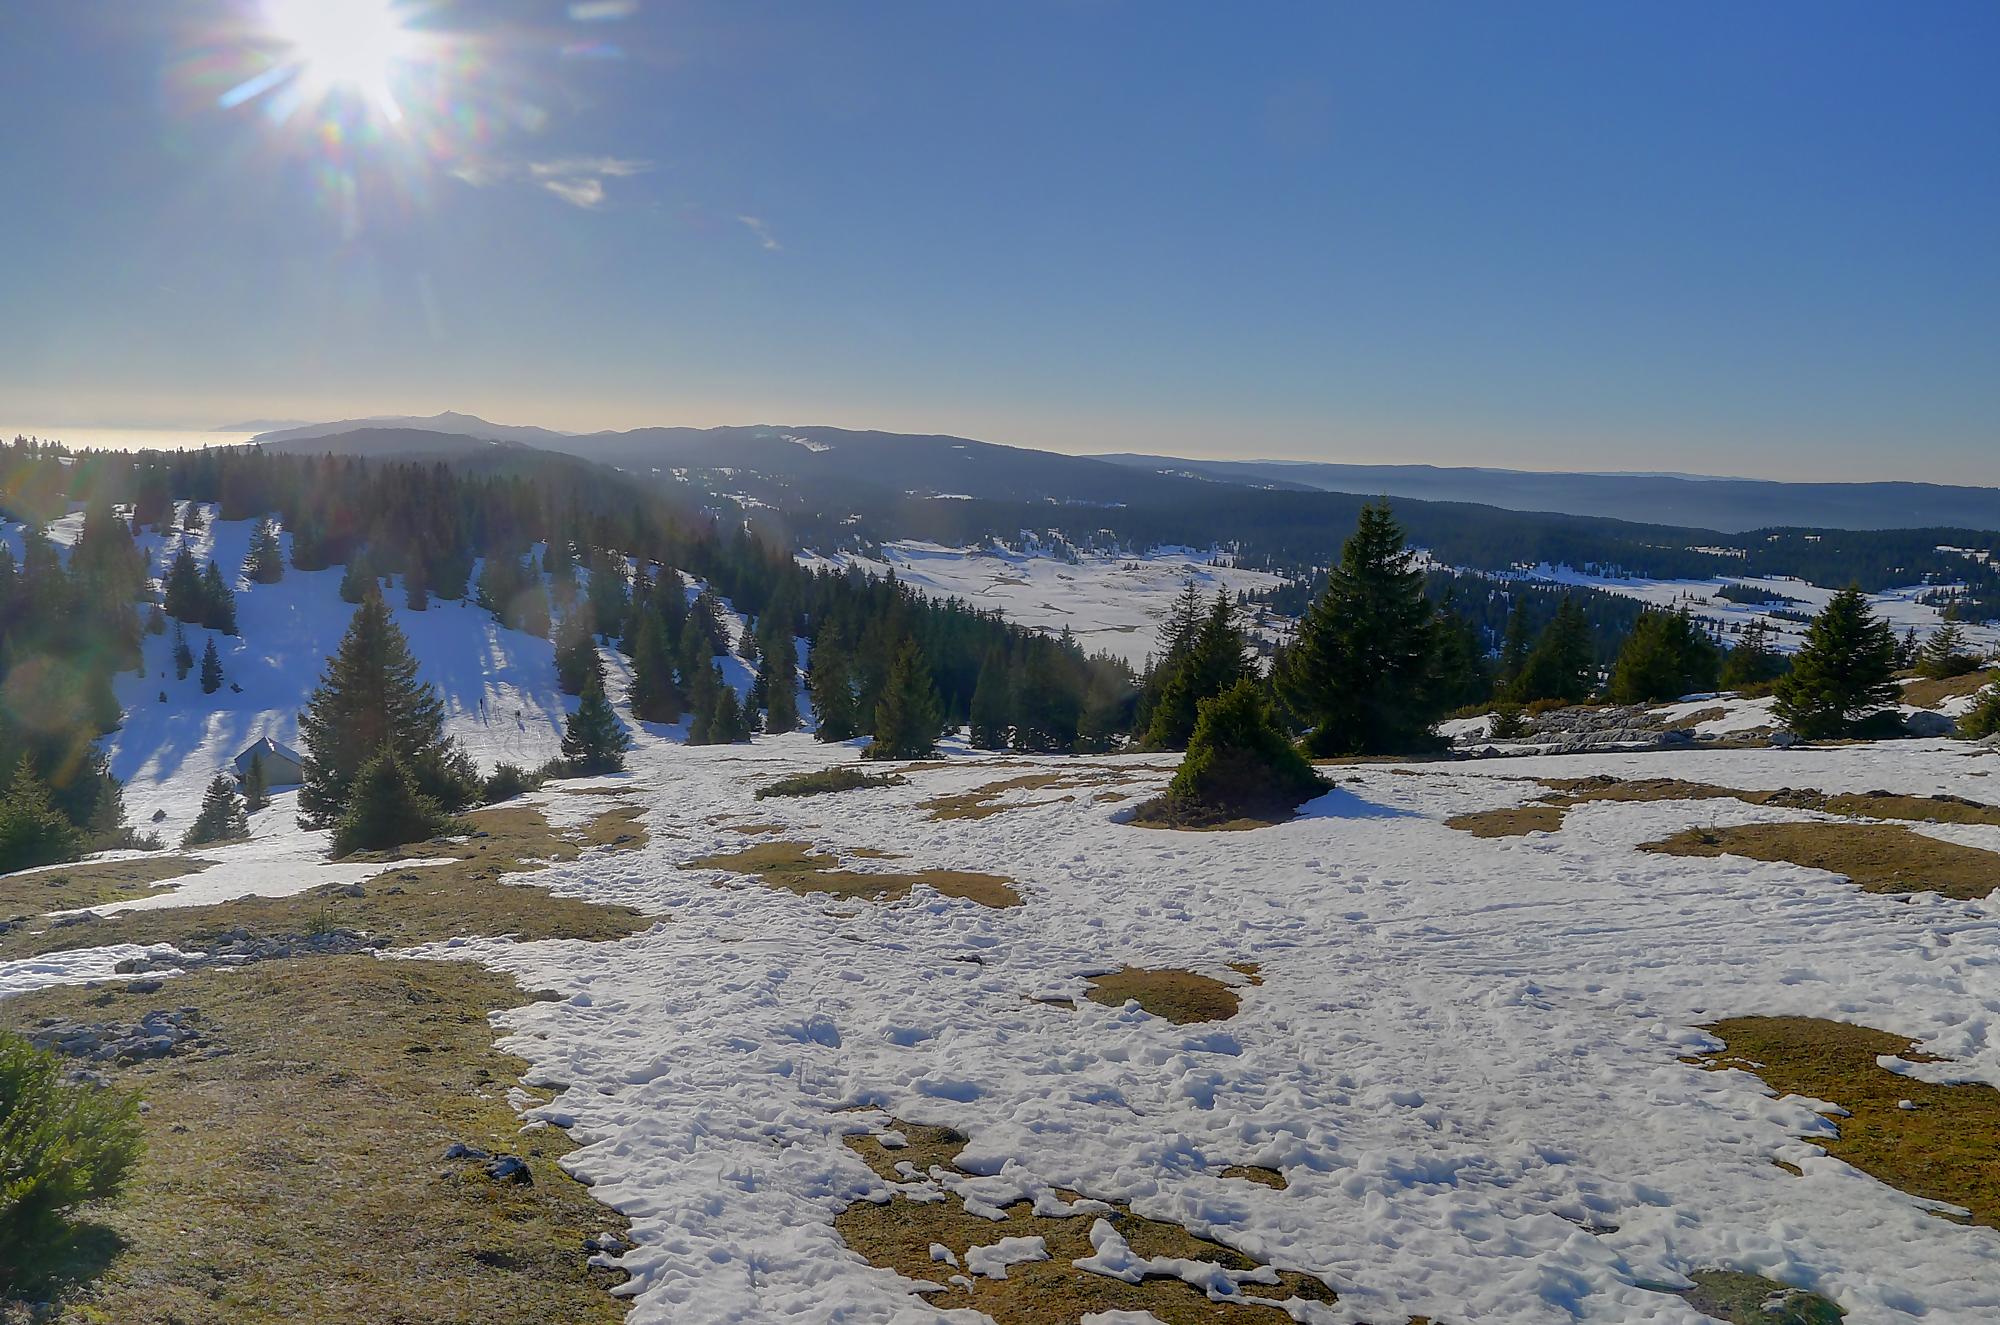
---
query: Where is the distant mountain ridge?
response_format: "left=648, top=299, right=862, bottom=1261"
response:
left=247, top=413, right=2000, bottom=535
left=1091, top=455, right=2000, bottom=534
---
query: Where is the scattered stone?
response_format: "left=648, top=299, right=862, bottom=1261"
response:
left=28, top=1007, right=206, bottom=1064
left=1903, top=710, right=1957, bottom=739
left=443, top=1142, right=492, bottom=1161
left=583, top=1231, right=627, bottom=1255
left=484, top=1155, right=533, bottom=1184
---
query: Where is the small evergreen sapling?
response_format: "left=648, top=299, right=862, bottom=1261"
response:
left=0, top=1031, right=143, bottom=1288
left=1958, top=681, right=2000, bottom=740
left=181, top=775, right=249, bottom=847
left=1142, top=679, right=1329, bottom=827
left=0, top=758, right=83, bottom=875
left=242, top=753, right=269, bottom=812
left=172, top=623, right=194, bottom=680
left=1605, top=608, right=1720, bottom=705
left=330, top=751, right=452, bottom=857
left=246, top=518, right=285, bottom=584
left=1915, top=623, right=1978, bottom=681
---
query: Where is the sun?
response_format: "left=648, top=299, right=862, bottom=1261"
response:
left=263, top=0, right=418, bottom=120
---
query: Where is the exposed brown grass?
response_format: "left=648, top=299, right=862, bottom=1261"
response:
left=1226, top=962, right=1264, bottom=987
left=1128, top=800, right=1304, bottom=832
left=0, top=855, right=214, bottom=917
left=1084, top=967, right=1240, bottom=1024
left=0, top=806, right=653, bottom=965
left=925, top=771, right=1134, bottom=822
left=837, top=1122, right=1335, bottom=1324
left=683, top=841, right=1022, bottom=908
left=1641, top=822, right=2000, bottom=900
left=0, top=957, right=630, bottom=1325
left=1446, top=776, right=2000, bottom=839
left=1901, top=670, right=1995, bottom=711
left=1443, top=806, right=1565, bottom=837
left=1694, top=1017, right=2000, bottom=1231
left=1220, top=1166, right=1287, bottom=1190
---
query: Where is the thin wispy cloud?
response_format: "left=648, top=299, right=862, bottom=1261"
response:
left=737, top=215, right=781, bottom=251
left=451, top=156, right=652, bottom=209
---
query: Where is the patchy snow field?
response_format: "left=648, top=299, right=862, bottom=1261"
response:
left=800, top=543, right=1287, bottom=666
left=1500, top=564, right=2000, bottom=655
left=390, top=733, right=2000, bottom=1324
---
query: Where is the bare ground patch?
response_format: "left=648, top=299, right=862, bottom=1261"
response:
left=1084, top=967, right=1240, bottom=1024
left=1673, top=1269, right=1845, bottom=1324
left=1220, top=1166, right=1287, bottom=1190
left=0, top=957, right=630, bottom=1324
left=682, top=841, right=1021, bottom=908
left=1901, top=670, right=1995, bottom=711
left=926, top=771, right=1140, bottom=822
left=1443, top=806, right=1566, bottom=837
left=1444, top=775, right=2000, bottom=838
left=0, top=806, right=652, bottom=965
left=0, top=855, right=215, bottom=917
left=1641, top=822, right=2000, bottom=900
left=837, top=1121, right=1336, bottom=1324
left=1694, top=1016, right=2000, bottom=1231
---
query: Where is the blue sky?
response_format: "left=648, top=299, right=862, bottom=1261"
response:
left=2, top=1, right=1994, bottom=482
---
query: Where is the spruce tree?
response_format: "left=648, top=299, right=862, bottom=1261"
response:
left=1495, top=601, right=1531, bottom=695
left=199, top=637, right=223, bottom=694
left=1605, top=608, right=1720, bottom=705
left=242, top=752, right=269, bottom=812
left=1915, top=623, right=1978, bottom=680
left=866, top=639, right=942, bottom=760
left=759, top=627, right=801, bottom=735
left=181, top=775, right=249, bottom=847
left=1773, top=587, right=1899, bottom=739
left=708, top=673, right=747, bottom=744
left=162, top=547, right=204, bottom=623
left=1010, top=643, right=1082, bottom=752
left=199, top=561, right=237, bottom=634
left=172, top=623, right=194, bottom=681
left=338, top=558, right=370, bottom=604
left=330, top=751, right=451, bottom=856
left=297, top=588, right=466, bottom=825
left=1276, top=502, right=1442, bottom=755
left=627, top=607, right=681, bottom=723
left=1960, top=681, right=2000, bottom=740
left=560, top=672, right=630, bottom=773
left=554, top=610, right=601, bottom=695
left=686, top=662, right=721, bottom=745
left=0, top=756, right=83, bottom=874
left=404, top=559, right=429, bottom=611
left=1720, top=618, right=1785, bottom=689
left=1145, top=679, right=1328, bottom=826
left=1143, top=593, right=1252, bottom=750
left=808, top=640, right=860, bottom=741
left=968, top=648, right=1010, bottom=749
left=181, top=501, right=204, bottom=532
left=1510, top=597, right=1596, bottom=704
left=247, top=518, right=285, bottom=583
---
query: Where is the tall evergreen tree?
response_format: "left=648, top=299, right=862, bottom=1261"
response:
left=1276, top=502, right=1443, bottom=755
left=967, top=648, right=1011, bottom=750
left=1773, top=586, right=1899, bottom=739
left=866, top=639, right=942, bottom=760
left=1510, top=597, right=1596, bottom=704
left=246, top=518, right=285, bottom=583
left=1010, top=644, right=1081, bottom=752
left=172, top=623, right=194, bottom=681
left=199, top=561, right=237, bottom=634
left=1605, top=608, right=1721, bottom=705
left=297, top=588, right=469, bottom=825
left=1720, top=618, right=1785, bottom=689
left=759, top=625, right=801, bottom=735
left=560, top=672, right=630, bottom=773
left=554, top=610, right=602, bottom=695
left=1143, top=593, right=1252, bottom=750
left=808, top=639, right=860, bottom=741
left=627, top=606, right=681, bottom=724
left=162, top=547, right=204, bottom=623
left=242, top=752, right=269, bottom=813
left=181, top=775, right=249, bottom=848
left=686, top=662, right=722, bottom=745
left=1496, top=600, right=1531, bottom=694
left=707, top=672, right=748, bottom=745
left=199, top=637, right=223, bottom=694
left=1915, top=623, right=1978, bottom=680
left=0, top=756, right=83, bottom=874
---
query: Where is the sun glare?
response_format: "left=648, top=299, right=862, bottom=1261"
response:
left=263, top=0, right=417, bottom=120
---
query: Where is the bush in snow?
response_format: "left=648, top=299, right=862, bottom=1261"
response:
left=0, top=1031, right=143, bottom=1292
left=558, top=673, right=630, bottom=775
left=1605, top=608, right=1720, bottom=705
left=481, top=763, right=543, bottom=804
left=1138, top=679, right=1328, bottom=827
left=181, top=774, right=249, bottom=848
left=331, top=751, right=453, bottom=857
left=1915, top=623, right=1979, bottom=681
left=1959, top=683, right=2000, bottom=740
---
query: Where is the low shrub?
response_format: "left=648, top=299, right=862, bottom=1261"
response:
left=331, top=752, right=454, bottom=856
left=0, top=1032, right=143, bottom=1291
left=481, top=762, right=543, bottom=804
left=756, top=767, right=910, bottom=800
left=1136, top=680, right=1329, bottom=828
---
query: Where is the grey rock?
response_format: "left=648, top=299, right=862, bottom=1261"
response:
left=484, top=1155, right=533, bottom=1184
left=1770, top=731, right=1800, bottom=749
left=1903, top=710, right=1958, bottom=738
left=444, top=1143, right=491, bottom=1161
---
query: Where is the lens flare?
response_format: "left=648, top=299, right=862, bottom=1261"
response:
left=263, top=0, right=417, bottom=121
